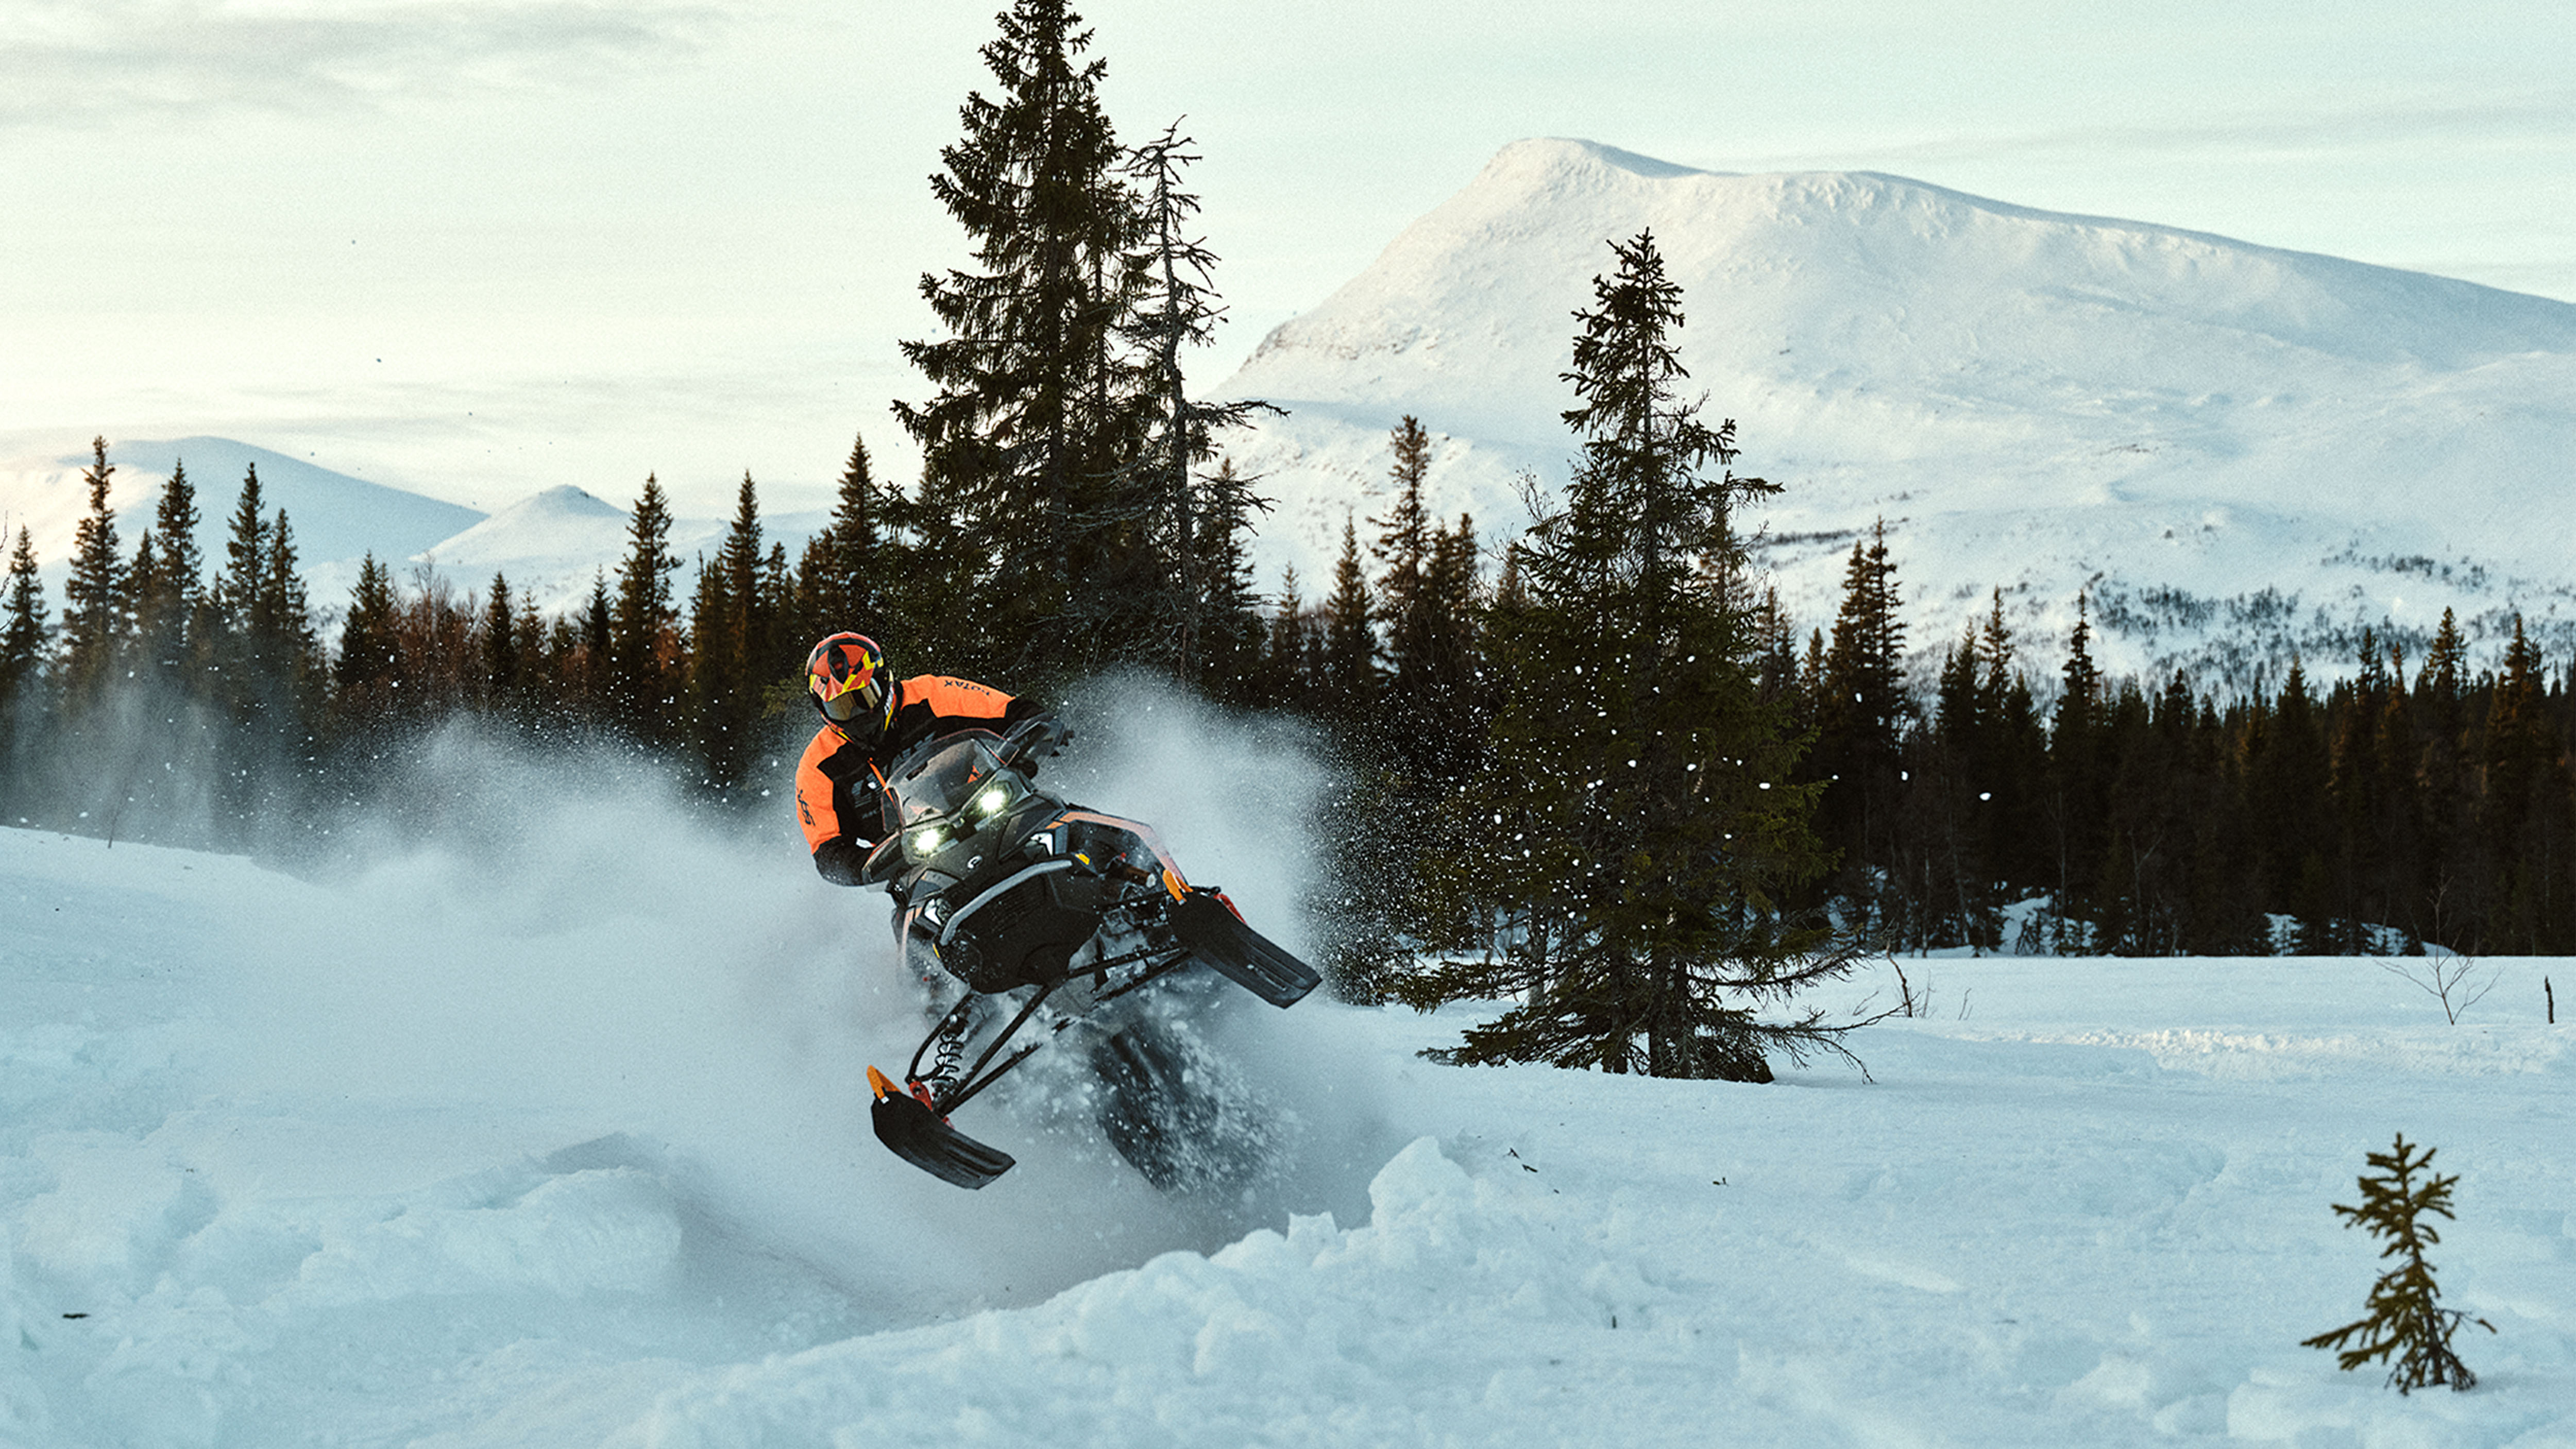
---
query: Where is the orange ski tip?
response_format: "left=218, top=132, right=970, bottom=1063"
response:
left=866, top=1065, right=896, bottom=1100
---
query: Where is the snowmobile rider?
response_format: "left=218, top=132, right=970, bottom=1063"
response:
left=794, top=632, right=1066, bottom=887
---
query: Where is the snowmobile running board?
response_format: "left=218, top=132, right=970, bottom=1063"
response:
left=868, top=1066, right=1016, bottom=1189
left=1171, top=891, right=1322, bottom=1007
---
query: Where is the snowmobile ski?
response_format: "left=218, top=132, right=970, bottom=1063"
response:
left=1171, top=890, right=1321, bottom=1007
left=867, top=1066, right=1015, bottom=1189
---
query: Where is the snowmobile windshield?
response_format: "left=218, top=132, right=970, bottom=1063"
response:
left=885, top=731, right=1038, bottom=867
left=888, top=734, right=1008, bottom=828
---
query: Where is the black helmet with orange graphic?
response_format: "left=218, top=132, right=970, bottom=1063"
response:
left=806, top=633, right=896, bottom=740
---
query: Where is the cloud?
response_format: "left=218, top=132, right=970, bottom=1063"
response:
left=0, top=0, right=723, bottom=128
left=1742, top=93, right=2576, bottom=173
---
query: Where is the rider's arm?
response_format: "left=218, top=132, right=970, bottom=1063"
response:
left=796, top=725, right=884, bottom=887
left=902, top=675, right=1047, bottom=737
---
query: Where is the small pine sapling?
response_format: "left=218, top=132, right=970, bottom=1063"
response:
left=2302, top=1134, right=2494, bottom=1393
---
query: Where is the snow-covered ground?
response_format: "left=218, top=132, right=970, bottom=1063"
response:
left=3, top=716, right=2571, bottom=1446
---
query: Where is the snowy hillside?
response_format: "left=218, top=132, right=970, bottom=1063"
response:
left=1217, top=140, right=2576, bottom=690
left=403, top=484, right=823, bottom=620
left=0, top=440, right=826, bottom=624
left=0, top=438, right=484, bottom=592
left=2, top=701, right=2571, bottom=1446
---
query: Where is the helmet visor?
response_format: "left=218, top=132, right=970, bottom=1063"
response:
left=818, top=674, right=886, bottom=723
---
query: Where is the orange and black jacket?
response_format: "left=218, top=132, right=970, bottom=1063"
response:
left=795, top=674, right=1045, bottom=885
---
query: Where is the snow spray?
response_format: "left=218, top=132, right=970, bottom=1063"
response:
left=193, top=691, right=1398, bottom=1323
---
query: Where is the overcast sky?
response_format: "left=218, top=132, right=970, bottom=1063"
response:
left=5, top=0, right=2569, bottom=518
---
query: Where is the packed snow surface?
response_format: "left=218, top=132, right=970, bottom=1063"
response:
left=3, top=718, right=2572, bottom=1445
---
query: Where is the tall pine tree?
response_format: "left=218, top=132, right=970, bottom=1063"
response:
left=894, top=0, right=1151, bottom=679
left=2, top=528, right=50, bottom=714
left=127, top=455, right=206, bottom=675
left=1118, top=122, right=1274, bottom=682
left=611, top=475, right=684, bottom=749
left=798, top=434, right=894, bottom=646
left=334, top=554, right=403, bottom=730
left=59, top=436, right=129, bottom=706
left=1409, top=231, right=1849, bottom=1080
left=690, top=473, right=774, bottom=794
left=1809, top=520, right=1909, bottom=930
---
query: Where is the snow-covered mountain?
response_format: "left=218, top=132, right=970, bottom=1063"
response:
left=1218, top=139, right=2576, bottom=690
left=0, top=437, right=485, bottom=586
left=0, top=439, right=826, bottom=624
left=406, top=485, right=831, bottom=619
left=10, top=143, right=2569, bottom=687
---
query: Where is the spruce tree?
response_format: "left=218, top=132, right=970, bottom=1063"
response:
left=894, top=0, right=1151, bottom=678
left=59, top=436, right=129, bottom=705
left=1320, top=517, right=1376, bottom=698
left=2043, top=592, right=2108, bottom=947
left=2413, top=608, right=2475, bottom=947
left=611, top=474, right=683, bottom=749
left=1120, top=123, right=1274, bottom=681
left=2303, top=1134, right=2493, bottom=1393
left=482, top=571, right=520, bottom=716
left=515, top=591, right=550, bottom=721
left=1418, top=512, right=1489, bottom=761
left=1409, top=231, right=1850, bottom=1080
left=581, top=571, right=613, bottom=717
left=1925, top=616, right=1999, bottom=950
left=1810, top=520, right=1909, bottom=932
left=255, top=509, right=322, bottom=721
left=1190, top=457, right=1269, bottom=704
left=759, top=541, right=796, bottom=683
left=1371, top=416, right=1437, bottom=693
left=335, top=554, right=402, bottom=726
left=210, top=463, right=267, bottom=636
left=691, top=473, right=769, bottom=792
left=2, top=527, right=50, bottom=708
left=132, top=456, right=205, bottom=656
left=1979, top=591, right=2050, bottom=898
left=1257, top=565, right=1316, bottom=709
left=798, top=433, right=893, bottom=644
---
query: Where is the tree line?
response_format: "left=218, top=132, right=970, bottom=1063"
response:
left=1778, top=532, right=2574, bottom=957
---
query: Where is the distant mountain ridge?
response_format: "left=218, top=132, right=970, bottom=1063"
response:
left=1216, top=138, right=2576, bottom=689
left=0, top=438, right=484, bottom=583
left=5, top=140, right=2569, bottom=688
left=0, top=439, right=824, bottom=626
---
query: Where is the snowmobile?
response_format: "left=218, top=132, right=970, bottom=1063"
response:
left=855, top=718, right=1320, bottom=1190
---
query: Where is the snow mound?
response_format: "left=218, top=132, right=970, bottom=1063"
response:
left=609, top=1138, right=1682, bottom=1446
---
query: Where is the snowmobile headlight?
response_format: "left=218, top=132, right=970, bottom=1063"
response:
left=972, top=779, right=1020, bottom=820
left=907, top=822, right=948, bottom=858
